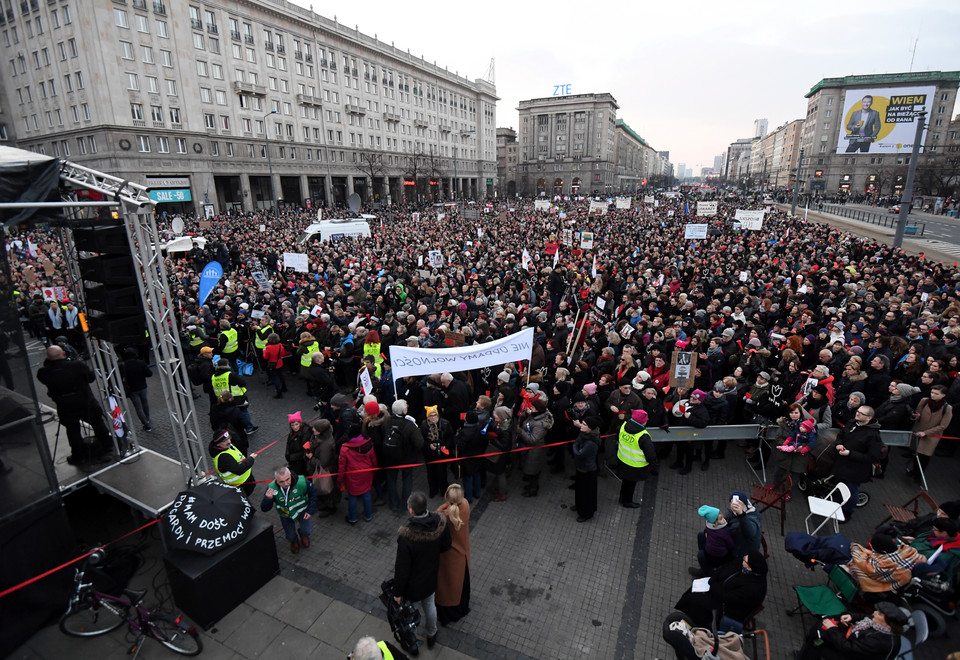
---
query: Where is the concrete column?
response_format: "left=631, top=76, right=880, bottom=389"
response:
left=240, top=173, right=253, bottom=212
left=346, top=175, right=355, bottom=198
left=300, top=174, right=309, bottom=207
left=324, top=174, right=333, bottom=208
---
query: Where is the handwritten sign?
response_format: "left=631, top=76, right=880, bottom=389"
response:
left=734, top=209, right=764, bottom=230
left=684, top=224, right=708, bottom=240
left=669, top=351, right=697, bottom=389
left=534, top=200, right=551, bottom=211
left=389, top=328, right=534, bottom=380
left=697, top=201, right=717, bottom=217
left=615, top=197, right=632, bottom=209
left=283, top=252, right=309, bottom=272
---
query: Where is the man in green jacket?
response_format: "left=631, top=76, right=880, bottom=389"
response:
left=261, top=465, right=317, bottom=554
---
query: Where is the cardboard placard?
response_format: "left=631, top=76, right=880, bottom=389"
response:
left=668, top=351, right=697, bottom=389
left=199, top=221, right=212, bottom=229
left=445, top=331, right=466, bottom=347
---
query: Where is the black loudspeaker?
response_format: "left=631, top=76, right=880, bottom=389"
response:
left=163, top=516, right=279, bottom=629
left=73, top=225, right=129, bottom=255
left=87, top=313, right=148, bottom=345
left=78, top=255, right=137, bottom=285
left=85, top=285, right=142, bottom=315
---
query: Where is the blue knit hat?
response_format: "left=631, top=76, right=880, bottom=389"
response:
left=698, top=505, right=720, bottom=524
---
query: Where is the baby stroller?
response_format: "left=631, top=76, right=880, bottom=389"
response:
left=379, top=579, right=421, bottom=655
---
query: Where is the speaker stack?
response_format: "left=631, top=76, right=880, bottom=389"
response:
left=73, top=225, right=147, bottom=344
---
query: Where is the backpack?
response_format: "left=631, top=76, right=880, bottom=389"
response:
left=383, top=420, right=405, bottom=460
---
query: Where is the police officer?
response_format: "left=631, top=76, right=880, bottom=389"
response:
left=211, top=360, right=258, bottom=434
left=217, top=319, right=240, bottom=369
left=185, top=315, right=209, bottom=357
left=208, top=429, right=257, bottom=497
left=616, top=409, right=659, bottom=508
left=252, top=313, right=273, bottom=370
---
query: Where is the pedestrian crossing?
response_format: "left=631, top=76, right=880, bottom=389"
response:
left=913, top=239, right=960, bottom=260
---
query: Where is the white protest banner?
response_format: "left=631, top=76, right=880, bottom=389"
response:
left=684, top=224, right=709, bottom=240
left=418, top=255, right=424, bottom=267
left=667, top=210, right=675, bottom=217
left=428, top=250, right=444, bottom=268
left=521, top=248, right=532, bottom=271
left=412, top=212, right=421, bottom=222
left=734, top=209, right=765, bottom=230
left=250, top=309, right=265, bottom=319
left=389, top=327, right=534, bottom=381
left=561, top=228, right=573, bottom=246
left=282, top=252, right=309, bottom=272
left=438, top=212, right=446, bottom=221
left=41, top=286, right=56, bottom=301
left=697, top=201, right=718, bottom=217
left=739, top=270, right=749, bottom=282
left=359, top=368, right=374, bottom=396
left=643, top=195, right=655, bottom=205
left=580, top=231, right=594, bottom=250
left=259, top=224, right=266, bottom=232
left=588, top=200, right=607, bottom=215
left=615, top=197, right=632, bottom=209
left=251, top=271, right=272, bottom=293
left=534, top=200, right=551, bottom=211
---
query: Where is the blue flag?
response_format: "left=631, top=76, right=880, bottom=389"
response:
left=198, top=261, right=223, bottom=307
left=684, top=203, right=689, bottom=216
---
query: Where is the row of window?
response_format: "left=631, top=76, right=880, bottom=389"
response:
left=125, top=72, right=177, bottom=96
left=8, top=37, right=77, bottom=77
left=19, top=102, right=89, bottom=133
left=13, top=71, right=82, bottom=102
left=0, top=5, right=70, bottom=44
left=28, top=136, right=96, bottom=158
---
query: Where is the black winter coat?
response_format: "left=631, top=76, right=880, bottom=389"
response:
left=394, top=512, right=451, bottom=602
left=832, top=421, right=882, bottom=484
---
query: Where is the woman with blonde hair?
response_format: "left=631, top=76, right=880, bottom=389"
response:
left=436, top=483, right=471, bottom=624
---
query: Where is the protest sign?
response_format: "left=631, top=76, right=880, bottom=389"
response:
left=282, top=252, right=309, bottom=272
left=697, top=201, right=718, bottom=217
left=684, top=224, right=708, bottom=240
left=389, top=327, right=534, bottom=381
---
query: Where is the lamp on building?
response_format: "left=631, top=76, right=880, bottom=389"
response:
left=263, top=109, right=278, bottom=211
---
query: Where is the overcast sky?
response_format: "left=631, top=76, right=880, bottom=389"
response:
left=292, top=0, right=958, bottom=172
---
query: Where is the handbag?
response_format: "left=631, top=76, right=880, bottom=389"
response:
left=315, top=465, right=335, bottom=496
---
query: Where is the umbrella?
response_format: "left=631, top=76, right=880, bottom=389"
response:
left=164, top=480, right=252, bottom=555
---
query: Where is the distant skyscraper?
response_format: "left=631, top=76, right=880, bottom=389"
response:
left=677, top=163, right=686, bottom=180
left=754, top=119, right=769, bottom=139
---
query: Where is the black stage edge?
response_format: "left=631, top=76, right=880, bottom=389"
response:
left=163, top=515, right=279, bottom=629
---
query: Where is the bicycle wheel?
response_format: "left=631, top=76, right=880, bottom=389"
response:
left=59, top=598, right=128, bottom=637
left=148, top=611, right=203, bottom=656
left=856, top=490, right=870, bottom=508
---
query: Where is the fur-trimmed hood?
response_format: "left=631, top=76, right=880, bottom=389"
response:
left=398, top=512, right=447, bottom=542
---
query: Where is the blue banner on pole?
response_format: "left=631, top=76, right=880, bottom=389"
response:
left=198, top=261, right=223, bottom=307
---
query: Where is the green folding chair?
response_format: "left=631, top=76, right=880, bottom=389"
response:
left=787, top=564, right=860, bottom=629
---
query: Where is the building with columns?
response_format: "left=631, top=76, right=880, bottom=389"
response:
left=0, top=0, right=497, bottom=213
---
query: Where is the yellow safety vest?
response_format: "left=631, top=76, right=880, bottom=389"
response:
left=189, top=330, right=205, bottom=347
left=212, top=371, right=246, bottom=399
left=363, top=341, right=384, bottom=368
left=221, top=328, right=239, bottom=354
left=300, top=341, right=320, bottom=367
left=254, top=324, right=272, bottom=350
left=214, top=445, right=251, bottom=485
left=617, top=423, right=650, bottom=469
left=377, top=641, right=394, bottom=660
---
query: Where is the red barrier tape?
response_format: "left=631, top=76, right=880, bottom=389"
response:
left=0, top=517, right=161, bottom=600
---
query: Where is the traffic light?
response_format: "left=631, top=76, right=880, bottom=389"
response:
left=73, top=225, right=147, bottom=344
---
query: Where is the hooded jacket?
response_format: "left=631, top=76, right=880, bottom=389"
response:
left=394, top=512, right=452, bottom=602
left=337, top=434, right=378, bottom=495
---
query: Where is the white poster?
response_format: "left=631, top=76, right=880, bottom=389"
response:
left=615, top=197, right=632, bottom=209
left=561, top=228, right=573, bottom=247
left=643, top=195, right=655, bottom=205
left=534, top=200, right=551, bottom=211
left=251, top=271, right=272, bottom=293
left=667, top=210, right=675, bottom=217
left=359, top=368, right=374, bottom=396
left=580, top=231, right=594, bottom=250
left=389, top=328, right=534, bottom=381
left=836, top=86, right=935, bottom=155
left=282, top=252, right=309, bottom=272
left=203, top=204, right=215, bottom=219
left=697, top=201, right=718, bottom=217
left=684, top=224, right=709, bottom=239
left=428, top=250, right=444, bottom=268
left=589, top=200, right=607, bottom=215
left=412, top=212, right=421, bottom=222
left=735, top=209, right=765, bottom=230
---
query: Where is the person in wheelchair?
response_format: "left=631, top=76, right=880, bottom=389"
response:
left=908, top=517, right=960, bottom=579
left=795, top=600, right=906, bottom=660
left=846, top=532, right=927, bottom=599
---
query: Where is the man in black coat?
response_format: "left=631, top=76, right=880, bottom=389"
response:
left=863, top=355, right=892, bottom=408
left=832, top=405, right=883, bottom=520
left=440, top=372, right=470, bottom=430
left=119, top=347, right=153, bottom=432
left=393, top=491, right=451, bottom=652
left=37, top=345, right=113, bottom=464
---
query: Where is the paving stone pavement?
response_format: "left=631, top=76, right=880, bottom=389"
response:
left=16, top=359, right=960, bottom=658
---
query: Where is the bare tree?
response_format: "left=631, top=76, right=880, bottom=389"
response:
left=355, top=151, right=387, bottom=202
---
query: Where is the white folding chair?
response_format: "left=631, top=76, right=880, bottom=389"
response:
left=805, top=482, right=850, bottom=535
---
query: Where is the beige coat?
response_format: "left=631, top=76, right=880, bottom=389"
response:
left=435, top=499, right=470, bottom=607
left=912, top=397, right=953, bottom=456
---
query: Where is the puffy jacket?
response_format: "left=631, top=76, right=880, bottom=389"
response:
left=338, top=435, right=378, bottom=496
left=517, top=410, right=554, bottom=476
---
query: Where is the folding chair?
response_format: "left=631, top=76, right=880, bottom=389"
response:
left=876, top=490, right=939, bottom=529
left=787, top=564, right=860, bottom=629
left=743, top=629, right=770, bottom=660
left=805, top=482, right=850, bottom=535
left=896, top=608, right=929, bottom=660
left=752, top=475, right=792, bottom=537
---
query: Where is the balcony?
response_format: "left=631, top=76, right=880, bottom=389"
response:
left=382, top=112, right=401, bottom=123
left=132, top=0, right=146, bottom=8
left=232, top=80, right=266, bottom=95
left=230, top=29, right=240, bottom=41
left=414, top=119, right=428, bottom=128
left=320, top=59, right=328, bottom=67
left=296, top=93, right=322, bottom=107
left=439, top=122, right=451, bottom=133
left=153, top=120, right=164, bottom=129
left=329, top=62, right=336, bottom=71
left=152, top=1, right=165, bottom=14
left=132, top=119, right=146, bottom=127
left=305, top=53, right=312, bottom=62
left=351, top=68, right=357, bottom=76
left=244, top=34, right=253, bottom=45
left=264, top=41, right=274, bottom=51
left=206, top=23, right=217, bottom=34
left=276, top=44, right=285, bottom=54
left=294, top=50, right=302, bottom=60
left=190, top=18, right=201, bottom=30
left=171, top=122, right=182, bottom=130
left=345, top=104, right=365, bottom=115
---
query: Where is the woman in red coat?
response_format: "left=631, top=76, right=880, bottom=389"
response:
left=338, top=430, right=378, bottom=524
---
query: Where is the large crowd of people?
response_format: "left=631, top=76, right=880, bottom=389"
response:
left=13, top=191, right=960, bottom=656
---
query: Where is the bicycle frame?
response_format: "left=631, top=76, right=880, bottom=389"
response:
left=67, top=573, right=152, bottom=636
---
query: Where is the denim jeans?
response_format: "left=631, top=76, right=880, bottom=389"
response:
left=385, top=467, right=413, bottom=511
left=267, top=367, right=286, bottom=395
left=240, top=407, right=254, bottom=430
left=347, top=491, right=372, bottom=522
left=279, top=513, right=312, bottom=542
left=127, top=388, right=151, bottom=427
left=461, top=472, right=482, bottom=502
left=416, top=592, right=438, bottom=637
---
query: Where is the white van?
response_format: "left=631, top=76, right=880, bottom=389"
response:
left=297, top=218, right=371, bottom=244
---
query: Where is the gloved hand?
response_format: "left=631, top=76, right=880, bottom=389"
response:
left=799, top=446, right=811, bottom=454
left=777, top=444, right=794, bottom=453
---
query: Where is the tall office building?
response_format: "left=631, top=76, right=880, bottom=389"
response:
left=0, top=0, right=498, bottom=212
left=754, top=118, right=768, bottom=139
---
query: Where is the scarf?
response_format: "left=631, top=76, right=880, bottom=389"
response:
left=926, top=397, right=947, bottom=413
left=426, top=421, right=440, bottom=444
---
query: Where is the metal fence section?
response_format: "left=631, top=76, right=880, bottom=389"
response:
left=822, top=203, right=925, bottom=236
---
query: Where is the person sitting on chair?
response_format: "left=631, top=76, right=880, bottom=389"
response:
left=846, top=532, right=926, bottom=597
left=675, top=551, right=768, bottom=631
left=795, top=600, right=906, bottom=659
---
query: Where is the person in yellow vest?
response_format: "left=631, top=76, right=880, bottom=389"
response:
left=208, top=429, right=257, bottom=497
left=297, top=332, right=320, bottom=391
left=251, top=314, right=273, bottom=369
left=349, top=635, right=410, bottom=660
left=363, top=329, right=384, bottom=373
left=185, top=315, right=210, bottom=356
left=217, top=319, right=240, bottom=369
left=616, top=409, right=659, bottom=509
left=211, top=361, right=258, bottom=434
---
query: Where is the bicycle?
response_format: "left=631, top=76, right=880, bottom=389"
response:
left=59, top=549, right=202, bottom=657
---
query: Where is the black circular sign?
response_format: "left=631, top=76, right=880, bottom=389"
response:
left=193, top=142, right=203, bottom=154
left=118, top=138, right=131, bottom=151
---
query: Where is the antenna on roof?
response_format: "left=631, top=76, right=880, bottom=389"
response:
left=483, top=58, right=495, bottom=85
left=909, top=35, right=919, bottom=72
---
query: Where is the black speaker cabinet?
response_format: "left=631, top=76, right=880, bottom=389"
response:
left=87, top=313, right=147, bottom=344
left=85, top=285, right=142, bottom=315
left=79, top=255, right=137, bottom=285
left=73, top=225, right=129, bottom=254
left=163, top=516, right=279, bottom=629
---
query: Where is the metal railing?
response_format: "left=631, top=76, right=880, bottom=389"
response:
left=821, top=203, right=925, bottom=236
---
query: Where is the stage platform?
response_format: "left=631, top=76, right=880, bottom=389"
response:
left=87, top=448, right=187, bottom=518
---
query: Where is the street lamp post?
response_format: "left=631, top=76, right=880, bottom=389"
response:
left=263, top=109, right=277, bottom=211
left=894, top=111, right=927, bottom=249
left=790, top=148, right=804, bottom=216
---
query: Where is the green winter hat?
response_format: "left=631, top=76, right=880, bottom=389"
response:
left=698, top=505, right=720, bottom=524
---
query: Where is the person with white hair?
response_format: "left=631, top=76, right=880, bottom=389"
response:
left=348, top=635, right=409, bottom=660
left=382, top=399, right=425, bottom=513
